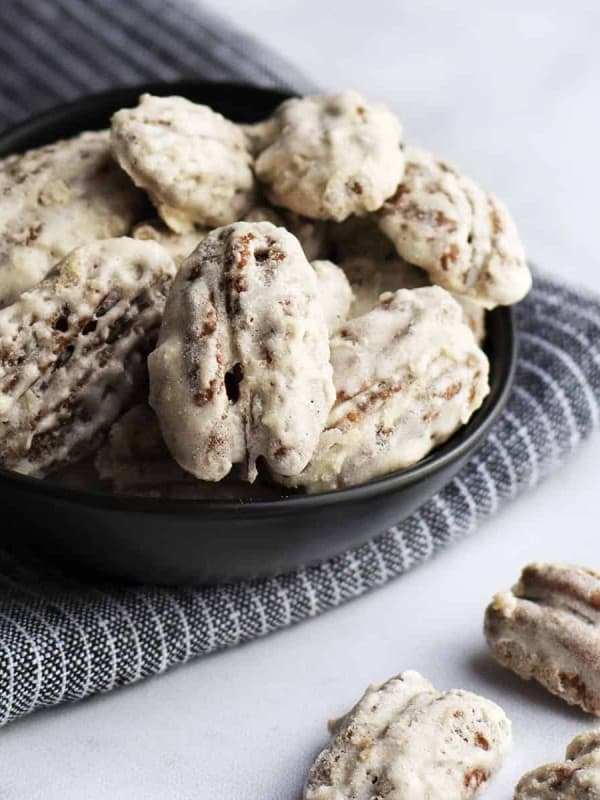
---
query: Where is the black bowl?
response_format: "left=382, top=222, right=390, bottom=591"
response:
left=0, top=81, right=517, bottom=585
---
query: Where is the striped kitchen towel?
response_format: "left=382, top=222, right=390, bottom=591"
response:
left=0, top=0, right=598, bottom=727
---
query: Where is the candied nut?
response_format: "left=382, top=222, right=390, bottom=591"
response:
left=302, top=670, right=511, bottom=800
left=148, top=221, right=335, bottom=483
left=311, top=260, right=353, bottom=334
left=132, top=218, right=208, bottom=265
left=485, top=563, right=600, bottom=715
left=254, top=92, right=405, bottom=221
left=378, top=146, right=531, bottom=308
left=0, top=130, right=146, bottom=307
left=276, top=286, right=489, bottom=492
left=514, top=730, right=600, bottom=799
left=0, top=238, right=175, bottom=477
left=111, top=94, right=256, bottom=232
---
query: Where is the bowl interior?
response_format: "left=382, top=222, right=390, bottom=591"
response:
left=0, top=81, right=517, bottom=514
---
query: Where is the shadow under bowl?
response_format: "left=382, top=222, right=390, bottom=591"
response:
left=0, top=81, right=518, bottom=584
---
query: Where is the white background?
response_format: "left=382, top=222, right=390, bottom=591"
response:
left=3, top=1, right=600, bottom=797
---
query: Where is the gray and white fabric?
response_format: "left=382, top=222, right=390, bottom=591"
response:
left=0, top=0, right=598, bottom=727
left=0, top=0, right=313, bottom=129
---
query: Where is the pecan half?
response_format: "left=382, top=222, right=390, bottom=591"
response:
left=277, top=286, right=489, bottom=492
left=0, top=130, right=146, bottom=307
left=514, top=730, right=600, bottom=798
left=148, top=221, right=335, bottom=483
left=485, top=563, right=600, bottom=715
left=111, top=94, right=256, bottom=232
left=254, top=92, right=405, bottom=221
left=302, top=670, right=511, bottom=800
left=377, top=146, right=531, bottom=308
left=0, top=237, right=175, bottom=476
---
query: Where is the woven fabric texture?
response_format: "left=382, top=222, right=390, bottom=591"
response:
left=0, top=0, right=598, bottom=727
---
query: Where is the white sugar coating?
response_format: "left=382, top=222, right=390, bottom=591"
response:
left=515, top=731, right=600, bottom=799
left=254, top=91, right=405, bottom=221
left=111, top=94, right=256, bottom=232
left=0, top=130, right=145, bottom=307
left=149, top=221, right=335, bottom=482
left=378, top=145, right=531, bottom=308
left=485, top=563, right=600, bottom=716
left=0, top=237, right=175, bottom=476
left=132, top=218, right=208, bottom=265
left=278, top=286, right=489, bottom=492
left=311, top=260, right=354, bottom=334
left=303, top=670, right=512, bottom=800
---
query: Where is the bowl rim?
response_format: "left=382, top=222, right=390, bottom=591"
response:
left=0, top=80, right=519, bottom=517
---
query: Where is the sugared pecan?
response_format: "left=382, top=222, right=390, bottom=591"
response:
left=148, top=221, right=335, bottom=483
left=0, top=238, right=175, bottom=476
left=0, top=130, right=145, bottom=307
left=302, top=670, right=511, bottom=800
left=278, top=286, right=489, bottom=493
left=378, top=145, right=531, bottom=308
left=485, top=563, right=600, bottom=715
left=254, top=91, right=405, bottom=221
left=111, top=94, right=256, bottom=233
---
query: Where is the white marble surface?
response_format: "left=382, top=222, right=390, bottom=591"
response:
left=3, top=1, right=600, bottom=797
